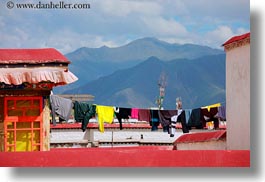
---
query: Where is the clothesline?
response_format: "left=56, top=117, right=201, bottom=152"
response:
left=91, top=100, right=226, bottom=111
left=50, top=95, right=226, bottom=137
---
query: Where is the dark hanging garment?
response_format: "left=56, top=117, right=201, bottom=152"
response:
left=218, top=105, right=226, bottom=121
left=74, top=101, right=96, bottom=132
left=201, top=107, right=219, bottom=129
left=169, top=110, right=189, bottom=136
left=169, top=110, right=182, bottom=137
left=114, top=107, right=131, bottom=130
left=158, top=110, right=178, bottom=133
left=188, top=108, right=203, bottom=129
left=138, top=109, right=151, bottom=122
left=177, top=110, right=189, bottom=133
left=150, top=109, right=160, bottom=131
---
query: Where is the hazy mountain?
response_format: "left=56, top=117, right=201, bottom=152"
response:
left=54, top=37, right=224, bottom=93
left=64, top=54, right=226, bottom=109
left=66, top=37, right=223, bottom=63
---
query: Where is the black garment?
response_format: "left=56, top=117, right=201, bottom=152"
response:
left=150, top=109, right=159, bottom=131
left=188, top=108, right=203, bottom=129
left=114, top=107, right=131, bottom=130
left=163, top=126, right=169, bottom=133
left=177, top=110, right=189, bottom=133
left=158, top=110, right=177, bottom=133
left=169, top=110, right=189, bottom=136
left=74, top=101, right=96, bottom=132
left=201, top=107, right=219, bottom=129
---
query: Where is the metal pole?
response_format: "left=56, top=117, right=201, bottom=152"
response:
left=111, top=130, right=114, bottom=147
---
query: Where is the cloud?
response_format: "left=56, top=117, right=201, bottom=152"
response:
left=142, top=17, right=188, bottom=37
left=201, top=25, right=249, bottom=48
left=181, top=0, right=249, bottom=22
left=42, top=30, right=119, bottom=53
left=0, top=17, right=5, bottom=28
left=41, top=32, right=118, bottom=53
left=97, top=0, right=162, bottom=17
left=0, top=0, right=250, bottom=53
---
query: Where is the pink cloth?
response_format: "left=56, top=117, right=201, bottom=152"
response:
left=131, top=108, right=139, bottom=119
left=0, top=67, right=78, bottom=85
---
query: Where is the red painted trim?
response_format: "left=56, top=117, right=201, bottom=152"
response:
left=3, top=96, right=43, bottom=152
left=174, top=130, right=226, bottom=144
left=0, top=148, right=250, bottom=167
left=51, top=123, right=226, bottom=130
left=222, top=32, right=250, bottom=46
left=51, top=123, right=157, bottom=129
left=0, top=48, right=70, bottom=64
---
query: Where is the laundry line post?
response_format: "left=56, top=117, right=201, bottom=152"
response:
left=88, top=128, right=94, bottom=143
left=111, top=130, right=114, bottom=148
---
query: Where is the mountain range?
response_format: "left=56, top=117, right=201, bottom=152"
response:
left=54, top=37, right=226, bottom=109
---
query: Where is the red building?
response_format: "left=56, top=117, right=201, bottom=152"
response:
left=0, top=48, right=77, bottom=152
left=0, top=35, right=250, bottom=167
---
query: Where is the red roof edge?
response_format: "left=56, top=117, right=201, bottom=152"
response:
left=222, top=32, right=250, bottom=46
left=0, top=48, right=70, bottom=64
left=174, top=130, right=226, bottom=144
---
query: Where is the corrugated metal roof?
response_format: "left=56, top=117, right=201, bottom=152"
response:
left=174, top=130, right=226, bottom=144
left=0, top=48, right=70, bottom=64
left=222, top=32, right=250, bottom=46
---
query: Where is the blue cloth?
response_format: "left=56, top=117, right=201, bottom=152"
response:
left=185, top=109, right=192, bottom=124
left=218, top=105, right=226, bottom=121
left=150, top=109, right=159, bottom=131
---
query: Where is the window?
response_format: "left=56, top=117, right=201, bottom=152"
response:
left=4, top=96, right=43, bottom=152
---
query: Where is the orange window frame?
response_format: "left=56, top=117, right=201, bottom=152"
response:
left=4, top=96, right=43, bottom=152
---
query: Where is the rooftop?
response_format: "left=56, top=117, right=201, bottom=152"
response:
left=174, top=130, right=226, bottom=144
left=0, top=48, right=70, bottom=64
left=222, top=32, right=250, bottom=46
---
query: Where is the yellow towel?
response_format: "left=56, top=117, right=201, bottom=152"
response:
left=96, top=105, right=114, bottom=132
left=201, top=103, right=221, bottom=111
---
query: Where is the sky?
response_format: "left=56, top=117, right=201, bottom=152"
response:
left=0, top=0, right=250, bottom=54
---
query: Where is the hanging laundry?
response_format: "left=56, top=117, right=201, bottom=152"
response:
left=202, top=103, right=221, bottom=111
left=218, top=104, right=226, bottom=121
left=201, top=107, right=219, bottom=129
left=185, top=109, right=192, bottom=124
left=138, top=109, right=151, bottom=122
left=114, top=107, right=131, bottom=130
left=131, top=108, right=139, bottom=119
left=178, top=110, right=189, bottom=133
left=158, top=110, right=177, bottom=133
left=188, top=108, right=203, bottom=129
left=171, top=110, right=189, bottom=135
left=74, top=101, right=96, bottom=132
left=96, top=105, right=114, bottom=133
left=50, top=95, right=73, bottom=126
left=170, top=110, right=182, bottom=137
left=150, top=109, right=159, bottom=131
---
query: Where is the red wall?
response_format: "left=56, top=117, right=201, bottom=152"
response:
left=0, top=147, right=250, bottom=167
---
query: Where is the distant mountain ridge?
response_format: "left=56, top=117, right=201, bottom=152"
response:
left=64, top=54, right=226, bottom=109
left=66, top=37, right=224, bottom=63
left=54, top=37, right=224, bottom=93
left=55, top=37, right=226, bottom=109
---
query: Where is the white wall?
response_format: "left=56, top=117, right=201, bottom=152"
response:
left=50, top=129, right=182, bottom=145
left=226, top=43, right=250, bottom=150
left=176, top=140, right=226, bottom=150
